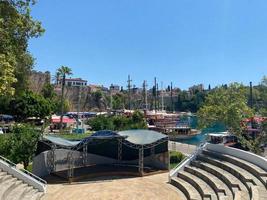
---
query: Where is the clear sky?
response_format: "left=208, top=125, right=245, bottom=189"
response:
left=29, top=0, right=267, bottom=90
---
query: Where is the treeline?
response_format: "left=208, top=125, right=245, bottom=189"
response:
left=87, top=111, right=147, bottom=131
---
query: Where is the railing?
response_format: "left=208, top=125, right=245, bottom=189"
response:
left=0, top=155, right=47, bottom=191
left=169, top=142, right=207, bottom=181
left=0, top=155, right=16, bottom=167
left=20, top=168, right=47, bottom=185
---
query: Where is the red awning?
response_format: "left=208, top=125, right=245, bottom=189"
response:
left=51, top=117, right=76, bottom=124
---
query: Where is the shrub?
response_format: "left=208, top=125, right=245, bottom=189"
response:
left=170, top=151, right=186, bottom=164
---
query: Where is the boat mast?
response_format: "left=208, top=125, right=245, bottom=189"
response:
left=143, top=80, right=148, bottom=110
left=154, top=77, right=157, bottom=112
left=127, top=75, right=132, bottom=110
left=161, top=81, right=164, bottom=111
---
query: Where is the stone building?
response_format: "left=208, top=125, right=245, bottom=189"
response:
left=29, top=70, right=51, bottom=94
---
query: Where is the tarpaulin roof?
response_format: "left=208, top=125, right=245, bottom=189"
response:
left=42, top=130, right=168, bottom=148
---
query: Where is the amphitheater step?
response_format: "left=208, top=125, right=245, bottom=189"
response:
left=171, top=177, right=202, bottom=200
left=178, top=171, right=218, bottom=200
left=205, top=150, right=267, bottom=176
left=193, top=159, right=250, bottom=200
left=0, top=176, right=17, bottom=199
left=23, top=188, right=44, bottom=200
left=201, top=151, right=267, bottom=198
left=202, top=150, right=267, bottom=188
left=2, top=180, right=23, bottom=200
left=185, top=165, right=232, bottom=200
left=6, top=182, right=28, bottom=200
left=197, top=154, right=255, bottom=192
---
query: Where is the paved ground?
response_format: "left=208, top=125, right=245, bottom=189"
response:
left=168, top=141, right=196, bottom=156
left=42, top=173, right=181, bottom=200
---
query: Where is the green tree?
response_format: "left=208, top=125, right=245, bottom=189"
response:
left=92, top=90, right=103, bottom=110
left=88, top=110, right=147, bottom=131
left=41, top=83, right=56, bottom=99
left=0, top=0, right=44, bottom=95
left=0, top=134, right=11, bottom=158
left=10, top=124, right=40, bottom=169
left=10, top=91, right=53, bottom=121
left=56, top=66, right=72, bottom=132
left=197, top=83, right=263, bottom=152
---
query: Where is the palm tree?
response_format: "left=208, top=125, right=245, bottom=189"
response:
left=57, top=66, right=73, bottom=133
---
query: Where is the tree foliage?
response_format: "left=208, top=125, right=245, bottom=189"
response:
left=88, top=110, right=147, bottom=131
left=10, top=91, right=53, bottom=121
left=196, top=83, right=267, bottom=153
left=10, top=124, right=40, bottom=168
left=0, top=0, right=44, bottom=95
left=0, top=124, right=41, bottom=169
left=198, top=83, right=253, bottom=131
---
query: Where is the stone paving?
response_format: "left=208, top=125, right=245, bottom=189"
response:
left=42, top=173, right=181, bottom=200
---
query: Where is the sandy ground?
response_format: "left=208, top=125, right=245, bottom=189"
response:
left=42, top=173, right=181, bottom=200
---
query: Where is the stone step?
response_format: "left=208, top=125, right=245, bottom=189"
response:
left=197, top=154, right=254, bottom=194
left=6, top=182, right=28, bottom=200
left=185, top=165, right=232, bottom=200
left=0, top=176, right=17, bottom=199
left=0, top=174, right=13, bottom=183
left=0, top=171, right=8, bottom=177
left=171, top=177, right=202, bottom=200
left=202, top=150, right=267, bottom=188
left=23, top=188, right=44, bottom=200
left=193, top=159, right=250, bottom=200
left=200, top=152, right=267, bottom=199
left=178, top=171, right=218, bottom=200
left=2, top=180, right=23, bottom=200
left=206, top=150, right=267, bottom=176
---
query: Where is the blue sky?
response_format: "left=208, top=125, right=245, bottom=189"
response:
left=29, top=0, right=267, bottom=89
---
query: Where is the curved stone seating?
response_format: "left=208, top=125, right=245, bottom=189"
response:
left=170, top=145, right=267, bottom=200
left=178, top=171, right=217, bottom=200
left=202, top=150, right=267, bottom=188
left=201, top=150, right=267, bottom=200
left=0, top=169, right=44, bottom=200
left=184, top=166, right=228, bottom=198
left=171, top=177, right=202, bottom=200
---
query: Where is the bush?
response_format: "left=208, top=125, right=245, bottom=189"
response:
left=88, top=110, right=147, bottom=131
left=170, top=151, right=186, bottom=164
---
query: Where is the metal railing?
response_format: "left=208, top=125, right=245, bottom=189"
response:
left=0, top=155, right=47, bottom=185
left=169, top=142, right=207, bottom=179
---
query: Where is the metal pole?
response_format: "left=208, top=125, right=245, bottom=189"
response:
left=171, top=82, right=174, bottom=112
left=127, top=75, right=132, bottom=110
left=76, top=85, right=81, bottom=131
left=249, top=81, right=253, bottom=109
left=161, top=81, right=164, bottom=111
left=139, top=146, right=144, bottom=176
left=110, top=89, right=113, bottom=111
left=154, top=77, right=157, bottom=111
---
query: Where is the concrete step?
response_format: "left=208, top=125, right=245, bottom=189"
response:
left=6, top=182, right=28, bottom=200
left=197, top=154, right=254, bottom=194
left=185, top=165, right=232, bottom=200
left=0, top=176, right=17, bottom=199
left=205, top=150, right=267, bottom=176
left=0, top=171, right=8, bottom=177
left=193, top=159, right=250, bottom=200
left=171, top=177, right=202, bottom=200
left=203, top=150, right=267, bottom=188
left=2, top=180, right=23, bottom=200
left=23, top=189, right=44, bottom=200
left=178, top=171, right=218, bottom=200
left=0, top=174, right=13, bottom=183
